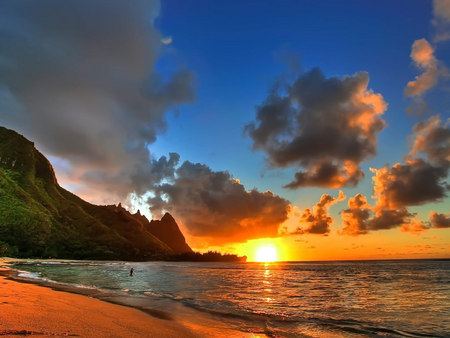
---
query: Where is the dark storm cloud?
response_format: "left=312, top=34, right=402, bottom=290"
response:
left=0, top=0, right=195, bottom=202
left=245, top=68, right=387, bottom=188
left=148, top=161, right=291, bottom=244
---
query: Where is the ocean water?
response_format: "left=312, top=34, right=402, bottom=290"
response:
left=9, top=259, right=450, bottom=337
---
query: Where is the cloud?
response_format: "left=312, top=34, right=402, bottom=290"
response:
left=430, top=212, right=450, bottom=228
left=341, top=115, right=449, bottom=235
left=284, top=160, right=364, bottom=189
left=370, top=159, right=448, bottom=209
left=409, top=115, right=450, bottom=166
left=341, top=194, right=414, bottom=235
left=341, top=193, right=372, bottom=235
left=341, top=195, right=428, bottom=235
left=292, top=191, right=345, bottom=235
left=410, top=38, right=437, bottom=69
left=369, top=208, right=415, bottom=231
left=433, top=0, right=450, bottom=42
left=245, top=67, right=387, bottom=189
left=0, top=0, right=195, bottom=203
left=404, top=38, right=447, bottom=116
left=148, top=161, right=291, bottom=245
left=371, top=115, right=449, bottom=210
left=405, top=39, right=441, bottom=97
left=434, top=0, right=450, bottom=22
left=400, top=217, right=429, bottom=235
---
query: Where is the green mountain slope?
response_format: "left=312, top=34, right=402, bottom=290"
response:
left=0, top=126, right=192, bottom=260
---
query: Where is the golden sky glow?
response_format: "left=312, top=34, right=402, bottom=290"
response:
left=193, top=224, right=450, bottom=262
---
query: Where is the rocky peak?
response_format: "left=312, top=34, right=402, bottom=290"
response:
left=146, top=212, right=193, bottom=254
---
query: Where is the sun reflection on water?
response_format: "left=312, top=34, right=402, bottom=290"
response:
left=262, top=262, right=275, bottom=303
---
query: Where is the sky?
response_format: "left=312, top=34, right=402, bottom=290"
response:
left=0, top=0, right=449, bottom=261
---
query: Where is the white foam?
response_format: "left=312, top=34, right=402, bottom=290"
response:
left=75, top=284, right=97, bottom=289
left=17, top=270, right=47, bottom=281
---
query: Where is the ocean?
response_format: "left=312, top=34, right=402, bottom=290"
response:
left=8, top=259, right=450, bottom=337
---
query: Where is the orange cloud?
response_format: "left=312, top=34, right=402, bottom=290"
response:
left=400, top=217, right=429, bottom=235
left=341, top=193, right=372, bottom=235
left=404, top=38, right=448, bottom=116
left=405, top=39, right=440, bottom=98
left=410, top=38, right=437, bottom=68
left=294, top=191, right=345, bottom=235
left=341, top=194, right=412, bottom=235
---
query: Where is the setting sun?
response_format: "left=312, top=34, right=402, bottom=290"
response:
left=255, top=245, right=278, bottom=262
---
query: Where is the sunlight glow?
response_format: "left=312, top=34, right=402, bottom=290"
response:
left=255, top=245, right=278, bottom=262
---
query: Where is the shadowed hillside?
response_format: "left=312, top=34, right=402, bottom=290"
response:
left=145, top=212, right=193, bottom=254
left=0, top=126, right=192, bottom=260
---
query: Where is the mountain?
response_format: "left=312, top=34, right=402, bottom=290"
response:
left=0, top=126, right=192, bottom=260
left=145, top=213, right=193, bottom=254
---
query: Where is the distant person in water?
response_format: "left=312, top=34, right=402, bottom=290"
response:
left=130, top=268, right=134, bottom=276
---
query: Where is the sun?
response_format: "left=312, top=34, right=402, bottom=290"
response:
left=255, top=245, right=278, bottom=262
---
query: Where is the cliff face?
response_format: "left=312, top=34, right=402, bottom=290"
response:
left=0, top=126, right=192, bottom=260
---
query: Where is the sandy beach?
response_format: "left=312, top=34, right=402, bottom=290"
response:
left=0, top=267, right=200, bottom=337
left=0, top=261, right=265, bottom=338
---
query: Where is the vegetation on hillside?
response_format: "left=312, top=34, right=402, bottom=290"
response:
left=0, top=126, right=174, bottom=260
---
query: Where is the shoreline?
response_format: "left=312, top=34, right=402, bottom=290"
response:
left=0, top=267, right=197, bottom=337
left=0, top=260, right=262, bottom=337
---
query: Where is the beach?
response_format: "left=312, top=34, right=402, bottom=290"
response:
left=0, top=268, right=200, bottom=337
left=0, top=260, right=268, bottom=337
